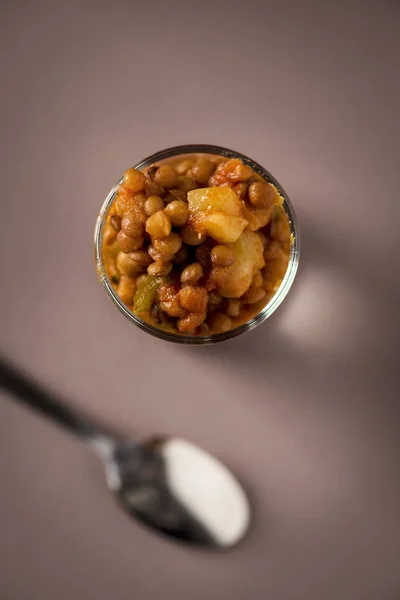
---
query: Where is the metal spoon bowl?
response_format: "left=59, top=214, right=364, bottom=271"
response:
left=0, top=358, right=250, bottom=549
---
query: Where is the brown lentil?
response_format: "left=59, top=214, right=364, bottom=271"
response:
left=181, top=226, right=206, bottom=246
left=123, top=168, right=146, bottom=192
left=147, top=261, right=173, bottom=277
left=148, top=244, right=173, bottom=262
left=248, top=181, right=275, bottom=208
left=161, top=298, right=187, bottom=319
left=117, top=252, right=146, bottom=276
left=210, top=245, right=235, bottom=267
left=134, top=193, right=147, bottom=210
left=145, top=211, right=172, bottom=239
left=117, top=231, right=144, bottom=253
left=153, top=232, right=182, bottom=257
left=154, top=165, right=178, bottom=189
left=181, top=262, right=203, bottom=285
left=128, top=250, right=153, bottom=265
left=144, top=196, right=165, bottom=216
left=164, top=200, right=189, bottom=226
left=121, top=209, right=146, bottom=238
left=116, top=190, right=136, bottom=216
left=191, top=158, right=216, bottom=184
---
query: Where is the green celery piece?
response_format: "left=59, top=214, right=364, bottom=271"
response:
left=133, top=276, right=161, bottom=315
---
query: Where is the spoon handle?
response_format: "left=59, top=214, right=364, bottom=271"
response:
left=0, top=356, right=100, bottom=441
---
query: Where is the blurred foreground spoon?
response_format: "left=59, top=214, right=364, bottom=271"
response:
left=0, top=357, right=250, bottom=549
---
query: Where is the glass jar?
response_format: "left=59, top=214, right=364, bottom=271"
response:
left=94, top=144, right=300, bottom=344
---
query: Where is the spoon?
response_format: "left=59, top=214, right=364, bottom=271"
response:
left=0, top=357, right=250, bottom=549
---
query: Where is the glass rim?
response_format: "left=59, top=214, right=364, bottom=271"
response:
left=94, top=144, right=300, bottom=345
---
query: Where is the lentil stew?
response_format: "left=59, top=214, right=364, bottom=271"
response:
left=100, top=152, right=294, bottom=337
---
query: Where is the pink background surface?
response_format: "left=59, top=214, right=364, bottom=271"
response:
left=1, top=1, right=399, bottom=599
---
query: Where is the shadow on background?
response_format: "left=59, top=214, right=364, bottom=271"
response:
left=176, top=211, right=399, bottom=418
